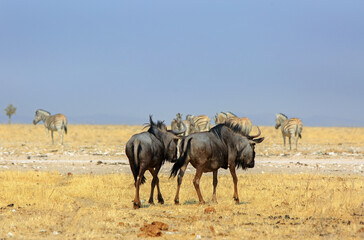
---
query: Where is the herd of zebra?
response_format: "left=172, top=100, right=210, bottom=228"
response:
left=171, top=111, right=303, bottom=151
left=31, top=109, right=303, bottom=151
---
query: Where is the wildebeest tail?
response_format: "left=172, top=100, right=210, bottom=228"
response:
left=130, top=140, right=146, bottom=185
left=170, top=138, right=192, bottom=178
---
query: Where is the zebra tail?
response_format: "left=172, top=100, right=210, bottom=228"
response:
left=170, top=138, right=192, bottom=178
left=131, top=140, right=146, bottom=185
left=296, top=124, right=302, bottom=139
left=64, top=122, right=68, bottom=135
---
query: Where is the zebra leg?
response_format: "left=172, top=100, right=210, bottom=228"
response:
left=57, top=129, right=63, bottom=145
left=295, top=135, right=299, bottom=150
left=51, top=131, right=55, bottom=145
left=288, top=136, right=292, bottom=151
left=283, top=135, right=286, bottom=148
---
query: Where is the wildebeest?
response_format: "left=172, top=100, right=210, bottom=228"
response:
left=275, top=113, right=303, bottom=150
left=185, top=114, right=211, bottom=133
left=33, top=109, right=68, bottom=145
left=170, top=122, right=264, bottom=205
left=126, top=116, right=185, bottom=208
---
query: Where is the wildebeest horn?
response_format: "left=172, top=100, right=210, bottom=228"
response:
left=172, top=121, right=186, bottom=135
left=248, top=126, right=261, bottom=139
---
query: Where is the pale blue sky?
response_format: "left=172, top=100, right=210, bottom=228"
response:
left=1, top=1, right=363, bottom=126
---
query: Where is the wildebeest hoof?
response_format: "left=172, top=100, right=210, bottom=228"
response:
left=158, top=198, right=164, bottom=204
left=133, top=202, right=141, bottom=209
left=148, top=200, right=155, bottom=205
left=174, top=199, right=180, bottom=205
left=199, top=201, right=206, bottom=205
left=233, top=197, right=239, bottom=204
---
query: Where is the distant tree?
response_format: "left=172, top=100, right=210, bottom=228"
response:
left=5, top=104, right=16, bottom=124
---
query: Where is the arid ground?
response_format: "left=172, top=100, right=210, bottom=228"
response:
left=0, top=124, right=363, bottom=239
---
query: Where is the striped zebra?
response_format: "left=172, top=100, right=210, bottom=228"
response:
left=214, top=112, right=252, bottom=135
left=227, top=117, right=253, bottom=136
left=186, top=114, right=211, bottom=133
left=33, top=109, right=68, bottom=145
left=275, top=113, right=303, bottom=150
left=214, top=111, right=237, bottom=124
left=171, top=113, right=189, bottom=136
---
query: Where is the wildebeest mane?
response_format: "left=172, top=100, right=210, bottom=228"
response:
left=211, top=121, right=246, bottom=139
left=143, top=115, right=166, bottom=133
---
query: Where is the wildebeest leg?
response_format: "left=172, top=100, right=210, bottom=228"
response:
left=134, top=166, right=147, bottom=209
left=212, top=170, right=218, bottom=203
left=229, top=166, right=239, bottom=203
left=174, top=164, right=188, bottom=205
left=193, top=168, right=205, bottom=204
left=148, top=166, right=164, bottom=205
left=155, top=168, right=164, bottom=204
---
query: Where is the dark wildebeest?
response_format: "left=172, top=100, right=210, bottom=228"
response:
left=170, top=122, right=264, bottom=205
left=126, top=116, right=185, bottom=209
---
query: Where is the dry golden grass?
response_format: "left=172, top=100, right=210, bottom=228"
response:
left=0, top=124, right=363, bottom=239
left=0, top=171, right=363, bottom=239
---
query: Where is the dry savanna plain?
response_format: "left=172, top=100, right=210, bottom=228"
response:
left=0, top=124, right=363, bottom=239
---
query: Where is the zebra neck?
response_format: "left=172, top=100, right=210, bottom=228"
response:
left=42, top=115, right=51, bottom=124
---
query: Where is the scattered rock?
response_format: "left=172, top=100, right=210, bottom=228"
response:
left=138, top=221, right=169, bottom=237
left=209, top=225, right=215, bottom=234
left=204, top=206, right=216, bottom=214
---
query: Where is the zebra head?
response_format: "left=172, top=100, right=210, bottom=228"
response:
left=33, top=109, right=51, bottom=125
left=275, top=113, right=288, bottom=129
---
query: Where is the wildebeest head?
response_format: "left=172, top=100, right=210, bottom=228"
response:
left=148, top=116, right=183, bottom=162
left=235, top=126, right=264, bottom=169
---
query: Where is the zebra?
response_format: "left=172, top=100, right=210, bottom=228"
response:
left=227, top=117, right=253, bottom=136
left=171, top=113, right=189, bottom=136
left=186, top=114, right=211, bottom=133
left=33, top=109, right=68, bottom=145
left=275, top=113, right=303, bottom=150
left=213, top=111, right=237, bottom=124
left=214, top=112, right=252, bottom=135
